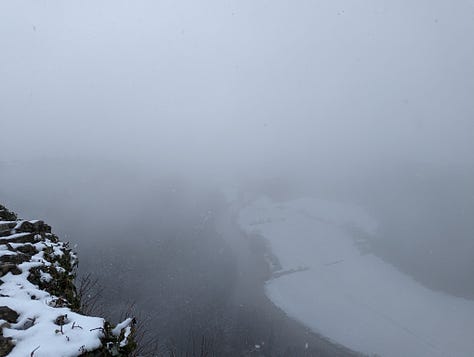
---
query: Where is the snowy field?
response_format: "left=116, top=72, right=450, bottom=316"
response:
left=238, top=197, right=474, bottom=357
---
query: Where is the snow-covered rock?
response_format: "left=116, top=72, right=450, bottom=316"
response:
left=0, top=204, right=136, bottom=357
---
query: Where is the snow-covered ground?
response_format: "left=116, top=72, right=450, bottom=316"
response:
left=238, top=197, right=474, bottom=357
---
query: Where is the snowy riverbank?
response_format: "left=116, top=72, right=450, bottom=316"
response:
left=238, top=197, right=474, bottom=357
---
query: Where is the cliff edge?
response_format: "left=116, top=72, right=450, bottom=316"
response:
left=0, top=204, right=136, bottom=356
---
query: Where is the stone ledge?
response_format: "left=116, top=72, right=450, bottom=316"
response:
left=0, top=204, right=136, bottom=356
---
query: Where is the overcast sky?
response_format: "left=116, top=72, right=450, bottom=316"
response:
left=1, top=0, right=473, bottom=177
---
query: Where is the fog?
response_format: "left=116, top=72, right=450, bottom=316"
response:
left=1, top=1, right=474, bottom=356
left=2, top=0, right=474, bottom=171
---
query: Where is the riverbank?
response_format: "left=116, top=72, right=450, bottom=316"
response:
left=238, top=196, right=474, bottom=357
left=216, top=200, right=361, bottom=356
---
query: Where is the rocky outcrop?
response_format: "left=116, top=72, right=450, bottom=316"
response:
left=0, top=204, right=136, bottom=356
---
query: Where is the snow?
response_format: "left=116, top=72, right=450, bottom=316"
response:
left=1, top=232, right=33, bottom=241
left=238, top=197, right=474, bottom=357
left=39, top=271, right=53, bottom=283
left=0, top=224, right=107, bottom=356
left=112, top=317, right=133, bottom=336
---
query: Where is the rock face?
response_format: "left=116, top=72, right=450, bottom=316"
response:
left=0, top=204, right=136, bottom=356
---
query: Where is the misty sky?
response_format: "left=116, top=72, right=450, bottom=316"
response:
left=1, top=0, right=473, bottom=175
